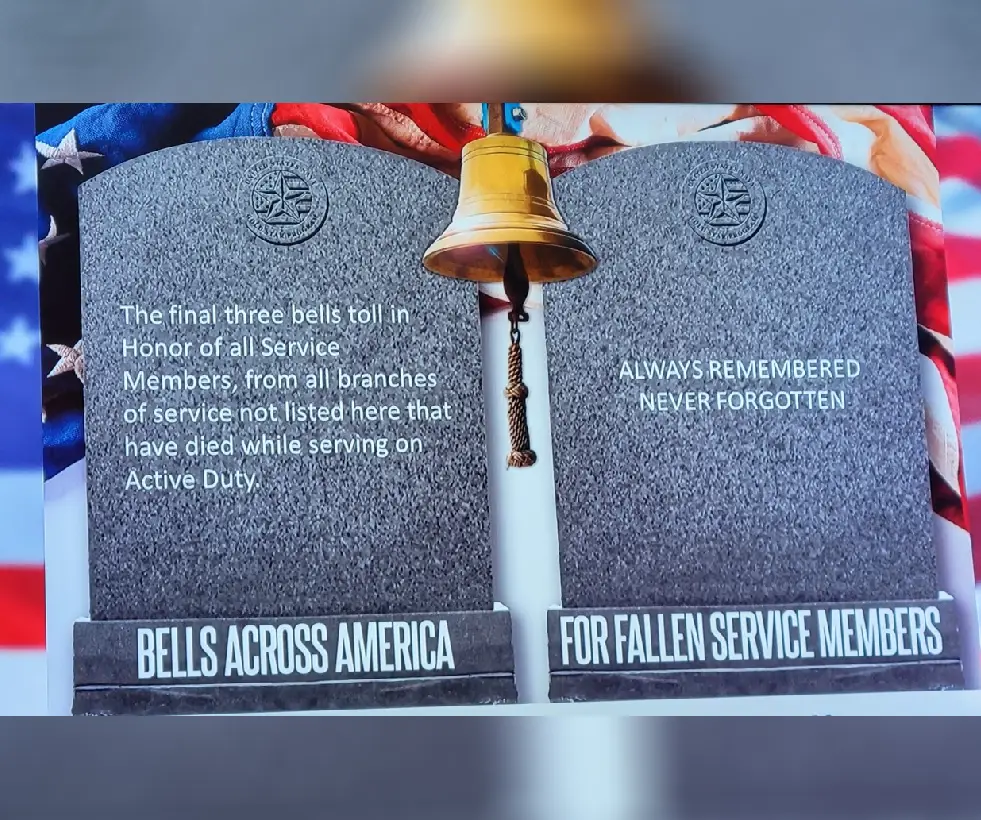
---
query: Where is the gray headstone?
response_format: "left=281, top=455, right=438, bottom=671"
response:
left=546, top=141, right=936, bottom=609
left=79, top=137, right=493, bottom=621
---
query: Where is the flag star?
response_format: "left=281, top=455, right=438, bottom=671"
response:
left=4, top=233, right=39, bottom=284
left=8, top=142, right=37, bottom=194
left=0, top=317, right=40, bottom=366
left=47, top=340, right=84, bottom=383
left=36, top=128, right=102, bottom=174
left=39, top=215, right=69, bottom=265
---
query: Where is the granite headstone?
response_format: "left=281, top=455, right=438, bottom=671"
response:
left=543, top=141, right=962, bottom=698
left=73, top=137, right=514, bottom=713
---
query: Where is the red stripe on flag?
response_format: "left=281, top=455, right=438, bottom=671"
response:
left=753, top=105, right=842, bottom=158
left=385, top=103, right=483, bottom=150
left=880, top=105, right=937, bottom=165
left=0, top=566, right=45, bottom=648
left=943, top=236, right=981, bottom=282
left=960, top=355, right=981, bottom=427
left=269, top=104, right=361, bottom=144
left=937, top=134, right=981, bottom=189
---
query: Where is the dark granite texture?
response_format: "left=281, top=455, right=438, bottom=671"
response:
left=549, top=663, right=963, bottom=703
left=547, top=141, right=936, bottom=610
left=75, top=610, right=514, bottom=686
left=79, top=138, right=492, bottom=621
left=74, top=676, right=517, bottom=716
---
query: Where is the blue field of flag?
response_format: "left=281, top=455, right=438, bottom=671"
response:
left=0, top=103, right=43, bottom=565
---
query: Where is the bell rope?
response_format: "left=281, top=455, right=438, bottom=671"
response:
left=503, top=245, right=536, bottom=468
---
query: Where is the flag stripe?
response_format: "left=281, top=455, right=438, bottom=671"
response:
left=936, top=105, right=981, bottom=584
left=958, top=356, right=981, bottom=427
left=940, top=179, right=981, bottom=237
left=943, top=236, right=981, bottom=283
left=935, top=106, right=981, bottom=139
left=0, top=566, right=45, bottom=648
left=937, top=136, right=981, bottom=189
left=0, top=471, right=44, bottom=564
left=970, top=495, right=981, bottom=543
left=964, top=422, right=981, bottom=497
left=949, top=280, right=981, bottom=358
left=0, top=650, right=46, bottom=714
left=0, top=102, right=44, bottom=661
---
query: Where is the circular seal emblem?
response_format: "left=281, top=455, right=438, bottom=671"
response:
left=682, top=162, right=766, bottom=246
left=242, top=157, right=328, bottom=245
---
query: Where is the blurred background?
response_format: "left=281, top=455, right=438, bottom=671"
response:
left=1, top=0, right=981, bottom=818
left=936, top=107, right=981, bottom=565
left=0, top=103, right=44, bottom=712
left=0, top=0, right=977, bottom=101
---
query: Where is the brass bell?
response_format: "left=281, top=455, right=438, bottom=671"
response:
left=423, top=133, right=597, bottom=284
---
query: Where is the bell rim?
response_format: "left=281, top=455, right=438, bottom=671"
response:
left=425, top=223, right=595, bottom=252
left=431, top=211, right=575, bottom=236
left=422, top=227, right=598, bottom=283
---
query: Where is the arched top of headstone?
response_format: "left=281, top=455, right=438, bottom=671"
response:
left=545, top=136, right=932, bottom=610
left=554, top=139, right=905, bottom=258
left=79, top=137, right=459, bottom=252
left=78, top=136, right=491, bottom=622
left=556, top=138, right=899, bottom=193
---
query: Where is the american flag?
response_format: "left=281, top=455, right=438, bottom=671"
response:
left=936, top=107, right=981, bottom=585
left=0, top=103, right=46, bottom=713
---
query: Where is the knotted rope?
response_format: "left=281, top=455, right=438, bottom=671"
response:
left=502, top=245, right=536, bottom=469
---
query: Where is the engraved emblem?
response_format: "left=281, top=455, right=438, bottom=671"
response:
left=242, top=157, right=328, bottom=245
left=683, top=162, right=766, bottom=246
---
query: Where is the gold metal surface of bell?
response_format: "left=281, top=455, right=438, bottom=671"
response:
left=423, top=134, right=597, bottom=284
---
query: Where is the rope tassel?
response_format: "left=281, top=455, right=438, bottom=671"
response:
left=505, top=328, right=536, bottom=468
left=502, top=244, right=537, bottom=469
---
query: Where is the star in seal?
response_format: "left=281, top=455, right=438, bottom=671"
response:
left=253, top=171, right=311, bottom=225
left=696, top=173, right=751, bottom=227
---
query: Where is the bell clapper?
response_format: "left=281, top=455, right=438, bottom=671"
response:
left=502, top=244, right=537, bottom=469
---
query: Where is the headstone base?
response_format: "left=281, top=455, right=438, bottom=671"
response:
left=73, top=610, right=516, bottom=716
left=547, top=600, right=964, bottom=702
